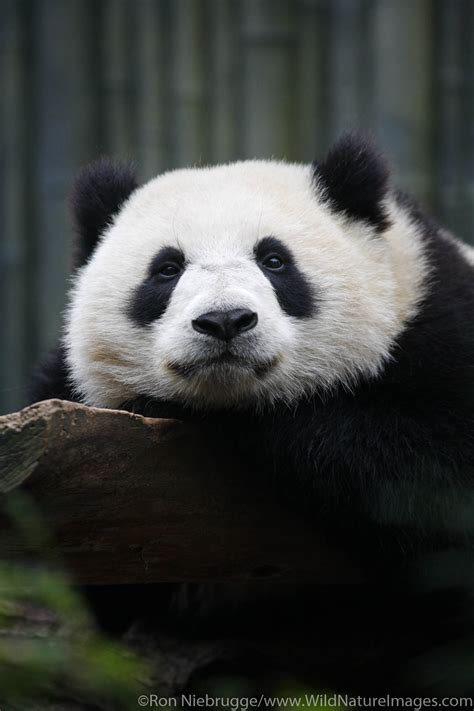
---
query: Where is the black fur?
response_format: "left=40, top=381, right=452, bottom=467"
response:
left=313, top=133, right=390, bottom=232
left=28, top=143, right=474, bottom=693
left=254, top=236, right=316, bottom=319
left=128, top=246, right=186, bottom=326
left=250, top=201, right=474, bottom=559
left=71, top=158, right=138, bottom=269
left=30, top=148, right=474, bottom=553
left=27, top=344, right=78, bottom=405
left=115, top=206, right=474, bottom=693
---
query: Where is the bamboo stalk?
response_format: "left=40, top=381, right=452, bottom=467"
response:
left=208, top=0, right=239, bottom=163
left=170, top=0, right=211, bottom=168
left=325, top=0, right=366, bottom=143
left=460, top=0, right=474, bottom=246
left=432, top=0, right=466, bottom=237
left=32, top=0, right=98, bottom=359
left=295, top=0, right=327, bottom=160
left=135, top=0, right=173, bottom=179
left=239, top=0, right=298, bottom=160
left=0, top=0, right=32, bottom=414
left=371, top=0, right=433, bottom=204
left=101, top=0, right=137, bottom=159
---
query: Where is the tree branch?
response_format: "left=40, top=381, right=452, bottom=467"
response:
left=0, top=399, right=362, bottom=585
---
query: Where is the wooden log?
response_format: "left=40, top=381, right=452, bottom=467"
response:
left=0, top=399, right=362, bottom=586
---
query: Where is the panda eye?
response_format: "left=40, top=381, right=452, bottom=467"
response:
left=261, top=254, right=285, bottom=271
left=157, top=262, right=182, bottom=279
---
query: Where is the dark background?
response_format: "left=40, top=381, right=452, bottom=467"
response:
left=1, top=0, right=474, bottom=414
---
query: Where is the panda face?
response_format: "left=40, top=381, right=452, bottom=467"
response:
left=65, top=155, right=427, bottom=410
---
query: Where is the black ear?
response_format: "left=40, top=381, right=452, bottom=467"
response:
left=313, top=134, right=390, bottom=232
left=70, top=158, right=138, bottom=269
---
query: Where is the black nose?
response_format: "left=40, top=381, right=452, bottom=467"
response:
left=192, top=308, right=258, bottom=341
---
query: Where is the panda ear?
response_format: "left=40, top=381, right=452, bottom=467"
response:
left=70, top=158, right=138, bottom=269
left=313, top=134, right=390, bottom=232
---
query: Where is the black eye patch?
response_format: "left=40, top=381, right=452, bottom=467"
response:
left=128, top=246, right=185, bottom=326
left=254, top=236, right=316, bottom=319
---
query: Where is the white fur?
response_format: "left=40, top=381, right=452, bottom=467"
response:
left=440, top=227, right=474, bottom=267
left=65, top=160, right=430, bottom=410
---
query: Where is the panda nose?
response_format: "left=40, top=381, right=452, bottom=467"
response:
left=192, top=308, right=258, bottom=341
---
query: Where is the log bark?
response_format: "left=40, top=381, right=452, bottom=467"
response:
left=0, top=399, right=362, bottom=585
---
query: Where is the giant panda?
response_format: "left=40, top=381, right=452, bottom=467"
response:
left=30, top=134, right=474, bottom=693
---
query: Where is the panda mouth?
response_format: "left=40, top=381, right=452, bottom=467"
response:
left=167, top=352, right=278, bottom=379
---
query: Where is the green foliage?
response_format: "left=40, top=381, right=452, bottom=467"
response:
left=0, top=492, right=150, bottom=709
left=0, top=561, right=149, bottom=708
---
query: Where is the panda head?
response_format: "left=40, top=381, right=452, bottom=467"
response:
left=65, top=135, right=427, bottom=410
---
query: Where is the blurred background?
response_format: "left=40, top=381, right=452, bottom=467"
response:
left=1, top=0, right=474, bottom=414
